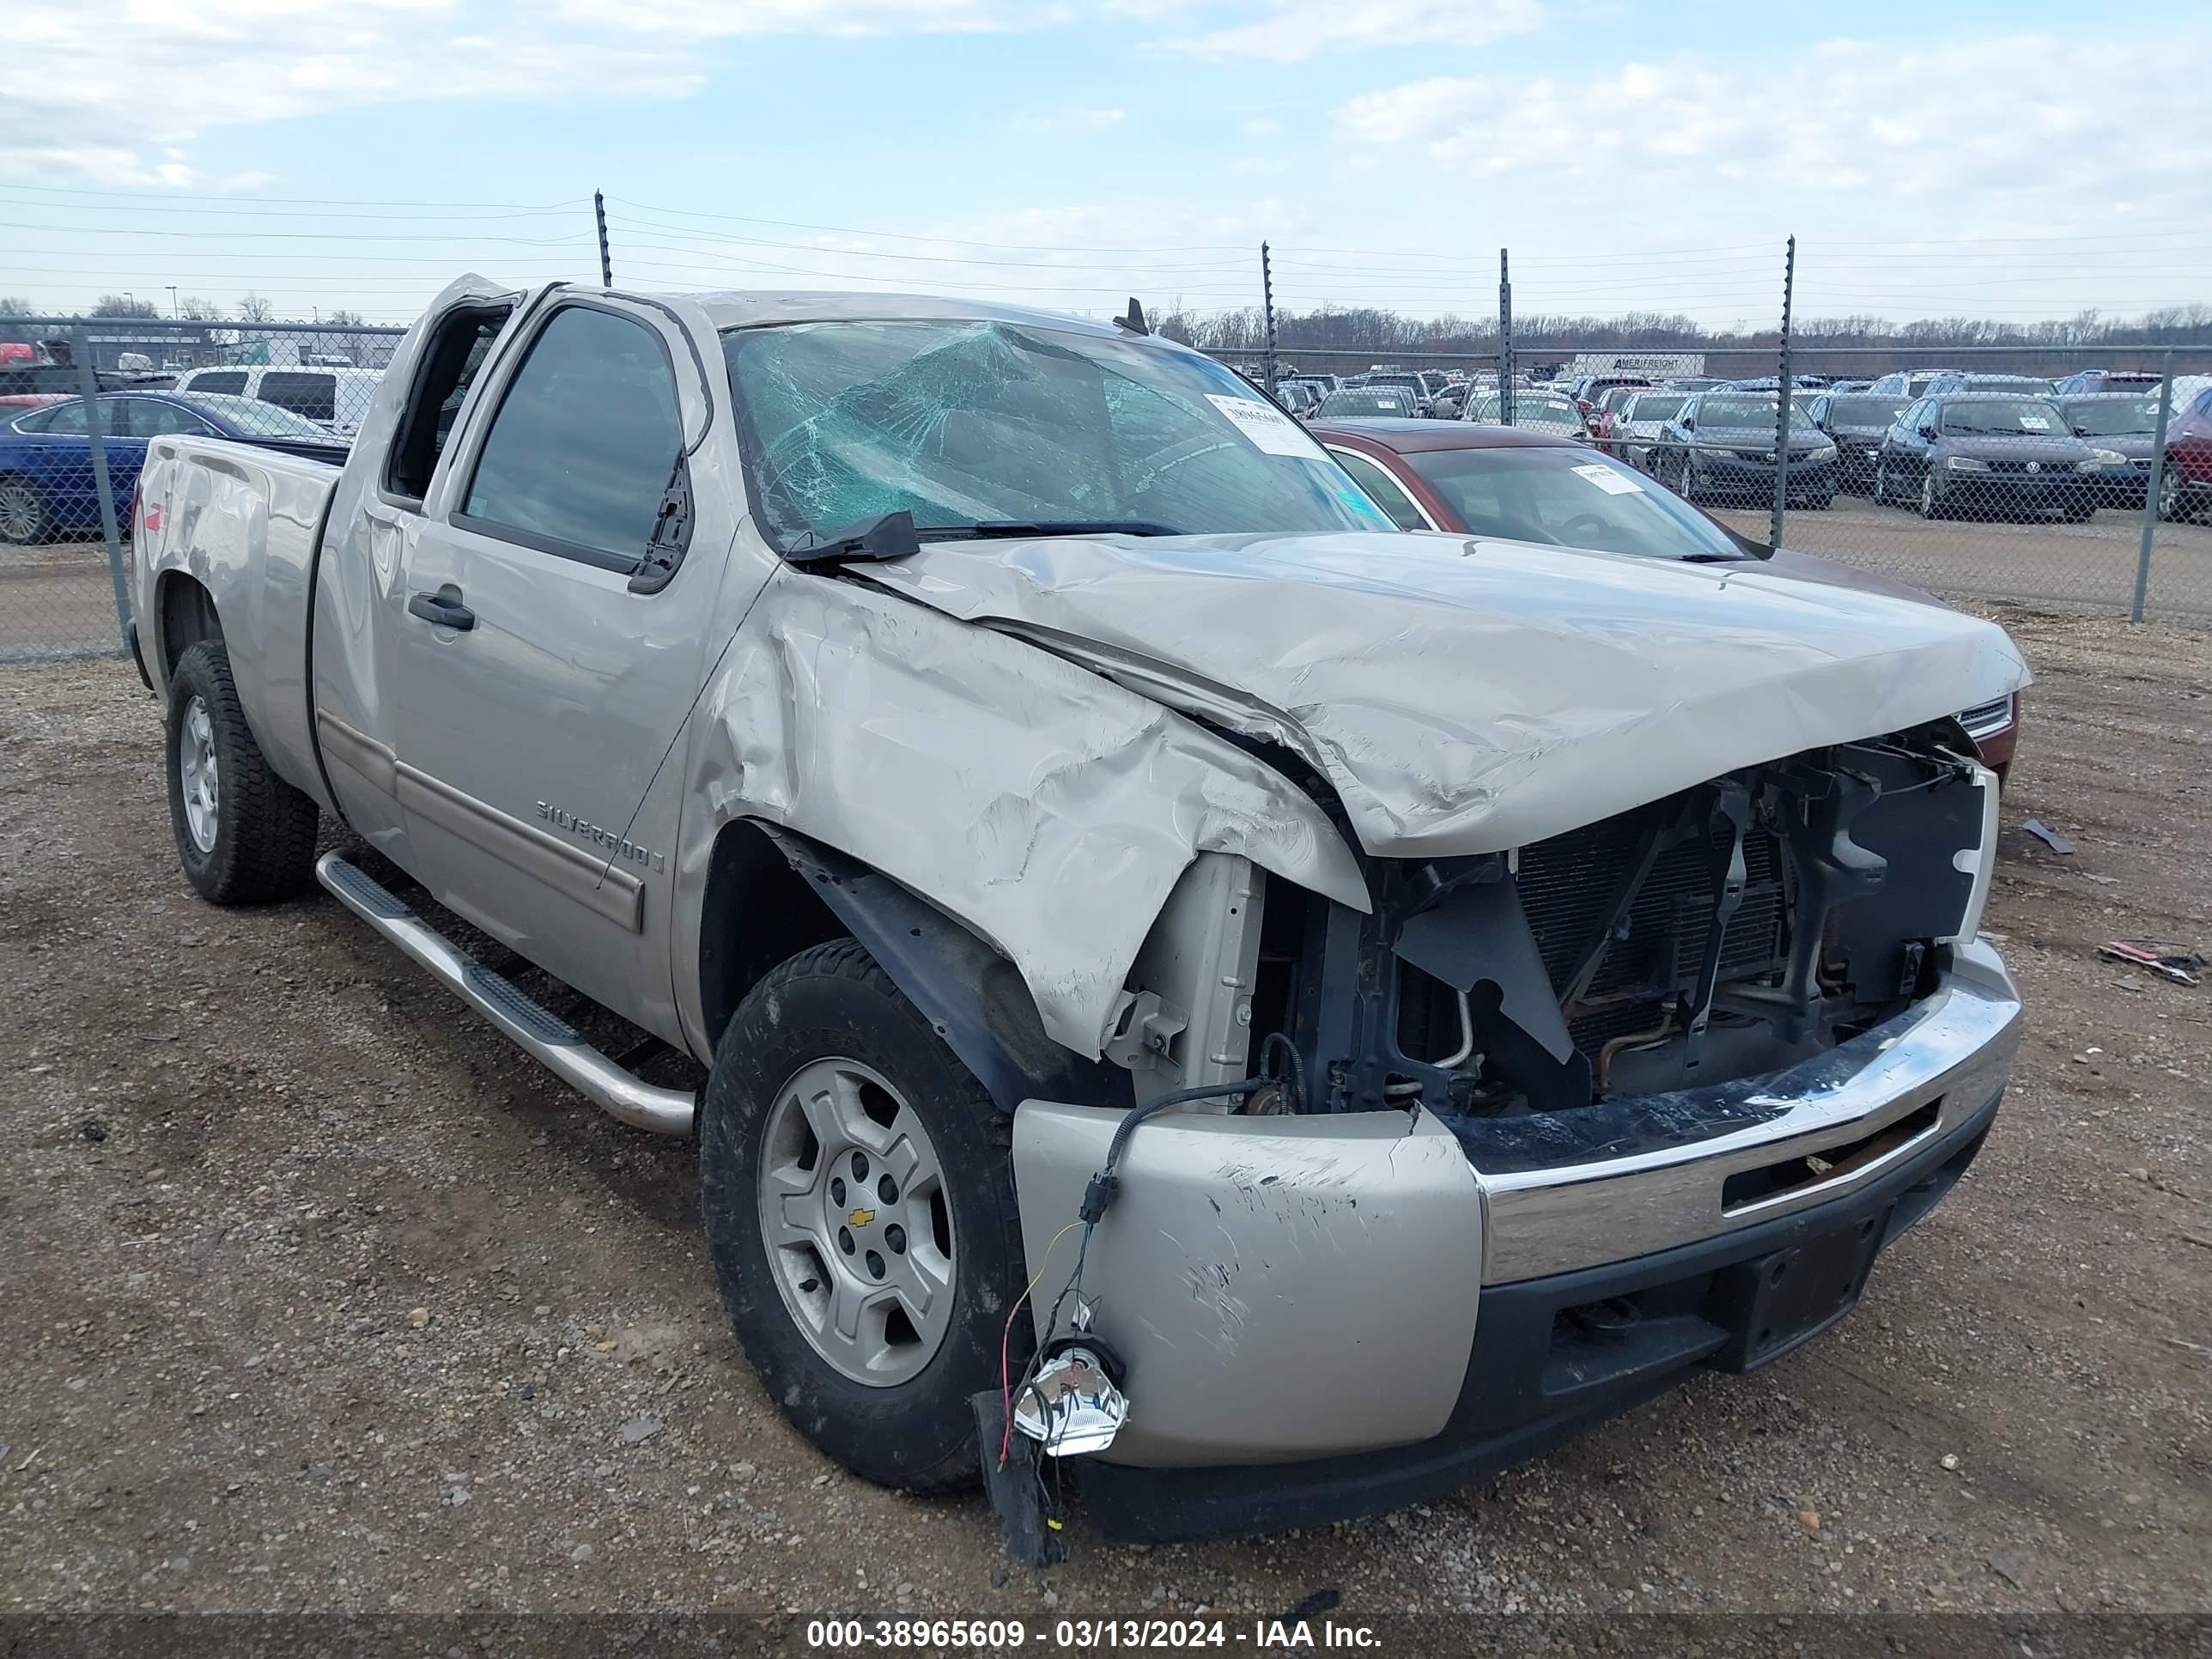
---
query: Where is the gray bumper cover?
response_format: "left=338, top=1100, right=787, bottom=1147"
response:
left=1010, top=938, right=2021, bottom=1470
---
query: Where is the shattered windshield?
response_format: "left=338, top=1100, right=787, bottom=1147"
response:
left=721, top=319, right=1392, bottom=547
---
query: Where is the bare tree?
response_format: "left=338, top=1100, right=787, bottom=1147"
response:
left=236, top=292, right=276, bottom=324
left=177, top=296, right=228, bottom=321
left=0, top=296, right=33, bottom=317
left=91, top=295, right=161, bottom=319
left=325, top=308, right=365, bottom=327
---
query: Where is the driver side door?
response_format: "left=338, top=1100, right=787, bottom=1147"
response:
left=388, top=297, right=739, bottom=1040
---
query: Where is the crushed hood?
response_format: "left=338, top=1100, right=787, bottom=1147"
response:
left=868, top=530, right=2031, bottom=856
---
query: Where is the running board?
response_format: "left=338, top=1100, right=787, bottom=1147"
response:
left=314, top=853, right=696, bottom=1136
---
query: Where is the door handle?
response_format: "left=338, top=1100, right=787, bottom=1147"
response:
left=407, top=584, right=475, bottom=631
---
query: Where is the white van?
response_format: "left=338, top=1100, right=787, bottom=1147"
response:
left=172, top=364, right=382, bottom=439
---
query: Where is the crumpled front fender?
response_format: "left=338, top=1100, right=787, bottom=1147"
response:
left=676, top=568, right=1368, bottom=1059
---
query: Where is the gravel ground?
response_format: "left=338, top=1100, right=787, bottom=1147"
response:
left=1, top=608, right=2209, bottom=1642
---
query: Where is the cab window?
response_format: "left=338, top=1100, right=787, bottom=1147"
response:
left=458, top=305, right=681, bottom=571
left=386, top=303, right=512, bottom=503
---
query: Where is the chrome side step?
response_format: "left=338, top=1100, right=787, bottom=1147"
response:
left=315, top=852, right=696, bottom=1136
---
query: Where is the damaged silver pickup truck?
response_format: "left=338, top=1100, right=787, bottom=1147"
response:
left=131, top=276, right=2027, bottom=1546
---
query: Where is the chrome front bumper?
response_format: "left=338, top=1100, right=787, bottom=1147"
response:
left=1477, top=936, right=2021, bottom=1282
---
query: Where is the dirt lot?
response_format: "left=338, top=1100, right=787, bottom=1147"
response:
left=2, top=610, right=2209, bottom=1640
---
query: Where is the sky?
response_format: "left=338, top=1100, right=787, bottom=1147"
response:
left=3, top=0, right=2208, bottom=328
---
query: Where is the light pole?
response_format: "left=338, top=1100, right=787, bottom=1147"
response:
left=167, top=285, right=179, bottom=318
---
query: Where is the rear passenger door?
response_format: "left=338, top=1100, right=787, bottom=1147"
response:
left=388, top=296, right=736, bottom=1036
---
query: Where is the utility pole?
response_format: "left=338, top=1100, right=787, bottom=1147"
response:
left=595, top=191, right=614, bottom=289
left=1769, top=234, right=1796, bottom=553
left=166, top=285, right=179, bottom=319
left=1261, top=242, right=1278, bottom=397
left=1498, top=249, right=1514, bottom=427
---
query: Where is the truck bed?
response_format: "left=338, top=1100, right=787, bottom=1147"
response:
left=133, top=435, right=345, bottom=810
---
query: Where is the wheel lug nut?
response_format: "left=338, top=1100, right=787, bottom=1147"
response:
left=837, top=1227, right=854, bottom=1255
left=865, top=1250, right=885, bottom=1280
left=830, top=1176, right=847, bottom=1205
left=877, top=1175, right=897, bottom=1205
left=884, top=1224, right=906, bottom=1255
left=851, top=1152, right=870, bottom=1180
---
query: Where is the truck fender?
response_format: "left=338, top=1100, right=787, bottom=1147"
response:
left=761, top=829, right=1127, bottom=1116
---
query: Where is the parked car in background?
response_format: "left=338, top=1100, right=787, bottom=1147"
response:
left=1649, top=392, right=1838, bottom=508
left=1274, top=380, right=1323, bottom=417
left=1874, top=394, right=2105, bottom=520
left=1662, top=376, right=1728, bottom=393
left=1460, top=389, right=1587, bottom=438
left=1430, top=378, right=1470, bottom=420
left=2055, top=392, right=2163, bottom=504
left=1306, top=418, right=2021, bottom=779
left=1867, top=368, right=1966, bottom=398
left=2157, top=382, right=2212, bottom=522
left=2051, top=368, right=2163, bottom=396
left=171, top=363, right=383, bottom=438
left=1609, top=389, right=1687, bottom=470
left=1319, top=386, right=1422, bottom=419
left=1353, top=370, right=1436, bottom=416
left=1824, top=379, right=1875, bottom=395
left=0, top=392, right=341, bottom=545
left=1587, top=385, right=1644, bottom=452
left=1923, top=373, right=2055, bottom=398
left=1809, top=392, right=1913, bottom=495
left=1568, top=374, right=1651, bottom=430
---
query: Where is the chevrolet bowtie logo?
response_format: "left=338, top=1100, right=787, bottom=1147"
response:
left=847, top=1206, right=877, bottom=1229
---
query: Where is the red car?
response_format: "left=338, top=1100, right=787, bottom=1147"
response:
left=1587, top=385, right=1645, bottom=453
left=2158, top=381, right=2212, bottom=523
left=1311, top=418, right=2021, bottom=778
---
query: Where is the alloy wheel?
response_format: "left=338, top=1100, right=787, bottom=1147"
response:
left=757, top=1057, right=956, bottom=1387
left=178, top=696, right=221, bottom=854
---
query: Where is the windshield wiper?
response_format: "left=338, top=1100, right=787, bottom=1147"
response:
left=786, top=509, right=927, bottom=567
left=786, top=512, right=1185, bottom=567
left=929, top=519, right=1184, bottom=540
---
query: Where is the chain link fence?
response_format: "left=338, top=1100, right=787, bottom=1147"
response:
left=0, top=317, right=402, bottom=663
left=1207, top=340, right=2212, bottom=623
left=5, top=313, right=2209, bottom=666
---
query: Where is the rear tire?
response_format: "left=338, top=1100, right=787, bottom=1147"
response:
left=700, top=939, right=1028, bottom=1492
left=0, top=473, right=51, bottom=546
left=165, top=640, right=319, bottom=905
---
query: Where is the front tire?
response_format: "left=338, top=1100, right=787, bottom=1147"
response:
left=1919, top=472, right=1944, bottom=520
left=2160, top=463, right=2194, bottom=523
left=165, top=640, right=319, bottom=904
left=700, top=939, right=1027, bottom=1492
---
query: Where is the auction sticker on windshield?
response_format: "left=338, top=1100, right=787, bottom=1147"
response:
left=1572, top=463, right=1644, bottom=495
left=1206, top=393, right=1322, bottom=456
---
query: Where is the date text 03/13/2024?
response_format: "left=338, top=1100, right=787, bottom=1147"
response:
left=804, top=1618, right=1383, bottom=1649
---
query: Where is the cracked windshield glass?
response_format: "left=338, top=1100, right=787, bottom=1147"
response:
left=721, top=319, right=1393, bottom=545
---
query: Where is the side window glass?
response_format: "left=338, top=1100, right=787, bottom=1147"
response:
left=40, top=400, right=93, bottom=434
left=123, top=400, right=214, bottom=439
left=190, top=371, right=246, bottom=397
left=385, top=305, right=511, bottom=503
left=1330, top=449, right=1427, bottom=532
left=460, top=306, right=681, bottom=568
left=258, top=372, right=337, bottom=425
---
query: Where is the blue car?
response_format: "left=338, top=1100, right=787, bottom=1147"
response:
left=0, top=392, right=339, bottom=545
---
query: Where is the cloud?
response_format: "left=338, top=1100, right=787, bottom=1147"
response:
left=1330, top=34, right=2212, bottom=205
left=1242, top=117, right=1280, bottom=137
left=0, top=0, right=1061, bottom=186
left=1158, top=0, right=1544, bottom=64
